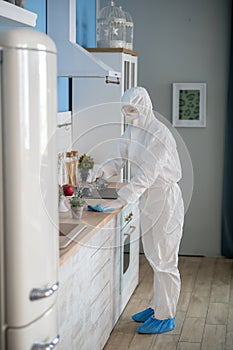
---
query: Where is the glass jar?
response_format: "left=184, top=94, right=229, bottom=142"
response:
left=97, top=1, right=126, bottom=48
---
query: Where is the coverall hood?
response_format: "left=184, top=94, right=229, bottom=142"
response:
left=121, top=87, right=155, bottom=129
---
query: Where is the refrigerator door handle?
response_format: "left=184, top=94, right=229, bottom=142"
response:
left=31, top=335, right=60, bottom=349
left=29, top=282, right=59, bottom=301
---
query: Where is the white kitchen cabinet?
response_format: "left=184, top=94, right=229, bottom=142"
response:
left=57, top=203, right=140, bottom=349
left=72, top=49, right=138, bottom=180
left=56, top=112, right=72, bottom=154
left=72, top=48, right=137, bottom=110
left=57, top=218, right=116, bottom=350
left=0, top=1, right=37, bottom=27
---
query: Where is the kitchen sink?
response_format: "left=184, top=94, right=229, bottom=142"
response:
left=59, top=222, right=79, bottom=235
left=59, top=222, right=87, bottom=249
left=82, top=187, right=118, bottom=199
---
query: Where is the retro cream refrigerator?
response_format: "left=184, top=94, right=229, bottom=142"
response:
left=0, top=28, right=59, bottom=350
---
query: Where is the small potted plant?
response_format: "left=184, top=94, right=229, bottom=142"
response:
left=78, top=154, right=94, bottom=183
left=69, top=190, right=85, bottom=219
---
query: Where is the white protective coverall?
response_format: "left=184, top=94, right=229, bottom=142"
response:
left=102, top=87, right=184, bottom=319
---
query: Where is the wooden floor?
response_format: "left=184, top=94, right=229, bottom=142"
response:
left=104, top=254, right=233, bottom=350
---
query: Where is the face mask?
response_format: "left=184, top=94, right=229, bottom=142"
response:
left=130, top=118, right=139, bottom=126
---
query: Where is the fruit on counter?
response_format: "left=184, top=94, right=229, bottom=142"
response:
left=62, top=184, right=74, bottom=196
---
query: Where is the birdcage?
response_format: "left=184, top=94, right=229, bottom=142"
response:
left=97, top=1, right=126, bottom=48
left=124, top=9, right=134, bottom=50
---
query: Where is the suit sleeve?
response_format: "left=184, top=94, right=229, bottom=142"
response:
left=117, top=139, right=167, bottom=203
left=101, top=127, right=131, bottom=179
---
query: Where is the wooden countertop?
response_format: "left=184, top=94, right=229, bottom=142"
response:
left=59, top=183, right=125, bottom=265
left=59, top=200, right=120, bottom=265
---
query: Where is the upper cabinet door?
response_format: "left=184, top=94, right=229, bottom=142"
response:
left=0, top=1, right=37, bottom=27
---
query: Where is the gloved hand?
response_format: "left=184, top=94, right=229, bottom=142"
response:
left=92, top=167, right=104, bottom=182
left=101, top=198, right=126, bottom=210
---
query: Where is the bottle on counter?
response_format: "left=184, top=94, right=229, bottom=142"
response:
left=71, top=150, right=79, bottom=186
left=65, top=151, right=74, bottom=185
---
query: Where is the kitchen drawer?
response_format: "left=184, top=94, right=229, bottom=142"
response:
left=73, top=304, right=112, bottom=350
left=91, top=238, right=112, bottom=278
left=92, top=303, right=112, bottom=350
left=89, top=219, right=115, bottom=251
left=91, top=258, right=111, bottom=303
left=73, top=326, right=91, bottom=350
left=91, top=281, right=111, bottom=325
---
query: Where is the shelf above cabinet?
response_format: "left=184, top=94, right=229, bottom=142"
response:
left=86, top=48, right=138, bottom=57
left=0, top=1, right=37, bottom=27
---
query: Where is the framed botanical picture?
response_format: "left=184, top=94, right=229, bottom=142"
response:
left=172, top=83, right=207, bottom=127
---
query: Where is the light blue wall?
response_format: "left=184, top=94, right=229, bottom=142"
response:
left=25, top=0, right=97, bottom=112
left=24, top=0, right=46, bottom=32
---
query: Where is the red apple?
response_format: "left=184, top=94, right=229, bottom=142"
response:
left=62, top=184, right=74, bottom=196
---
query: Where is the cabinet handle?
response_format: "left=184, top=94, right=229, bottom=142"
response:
left=30, top=282, right=59, bottom=301
left=124, top=225, right=136, bottom=236
left=105, top=76, right=120, bottom=85
left=31, top=335, right=60, bottom=349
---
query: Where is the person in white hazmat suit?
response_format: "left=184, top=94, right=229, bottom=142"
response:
left=95, top=87, right=184, bottom=334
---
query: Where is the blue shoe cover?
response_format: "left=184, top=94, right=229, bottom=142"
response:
left=136, top=316, right=175, bottom=334
left=132, top=308, right=154, bottom=323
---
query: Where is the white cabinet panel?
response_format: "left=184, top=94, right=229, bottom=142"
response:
left=0, top=1, right=37, bottom=27
left=56, top=111, right=72, bottom=154
left=91, top=281, right=111, bottom=324
left=92, top=303, right=112, bottom=350
left=58, top=217, right=116, bottom=350
left=57, top=258, right=73, bottom=350
left=72, top=50, right=137, bottom=109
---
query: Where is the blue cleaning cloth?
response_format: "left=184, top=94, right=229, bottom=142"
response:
left=87, top=204, right=114, bottom=212
left=132, top=308, right=154, bottom=323
left=136, top=316, right=175, bottom=334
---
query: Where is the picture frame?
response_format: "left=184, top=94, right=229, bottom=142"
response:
left=172, top=83, right=207, bottom=127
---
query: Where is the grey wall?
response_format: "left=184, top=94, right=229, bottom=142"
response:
left=100, top=0, right=232, bottom=256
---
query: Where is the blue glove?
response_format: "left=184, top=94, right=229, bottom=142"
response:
left=87, top=204, right=114, bottom=212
